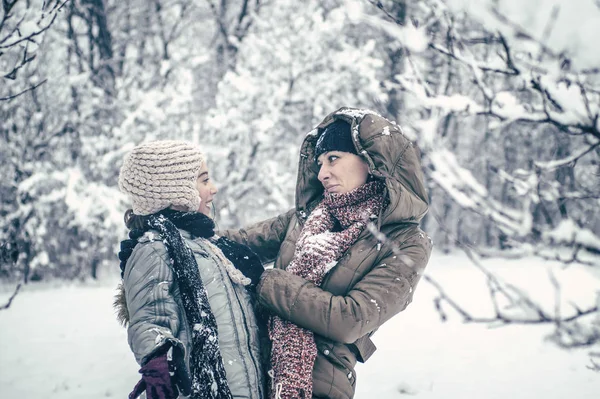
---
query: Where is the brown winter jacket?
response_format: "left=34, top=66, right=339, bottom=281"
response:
left=223, top=107, right=433, bottom=398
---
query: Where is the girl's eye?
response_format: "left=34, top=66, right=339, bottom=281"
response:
left=328, top=155, right=339, bottom=162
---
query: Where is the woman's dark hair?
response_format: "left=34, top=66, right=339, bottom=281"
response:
left=124, top=209, right=154, bottom=230
left=123, top=206, right=220, bottom=231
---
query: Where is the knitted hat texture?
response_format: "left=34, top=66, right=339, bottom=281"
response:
left=314, top=119, right=357, bottom=161
left=119, top=140, right=205, bottom=215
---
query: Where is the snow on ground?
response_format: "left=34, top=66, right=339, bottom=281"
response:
left=0, top=251, right=598, bottom=399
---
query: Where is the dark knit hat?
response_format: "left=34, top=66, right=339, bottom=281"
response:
left=314, top=119, right=357, bottom=161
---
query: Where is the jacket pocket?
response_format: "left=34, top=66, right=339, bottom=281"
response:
left=318, top=343, right=357, bottom=389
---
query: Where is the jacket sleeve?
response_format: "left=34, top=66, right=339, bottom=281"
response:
left=124, top=241, right=186, bottom=366
left=220, top=208, right=295, bottom=264
left=256, top=232, right=432, bottom=344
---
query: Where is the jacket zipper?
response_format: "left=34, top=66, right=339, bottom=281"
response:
left=205, top=247, right=263, bottom=399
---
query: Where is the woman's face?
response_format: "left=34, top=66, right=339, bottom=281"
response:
left=316, top=151, right=370, bottom=194
left=196, top=163, right=218, bottom=216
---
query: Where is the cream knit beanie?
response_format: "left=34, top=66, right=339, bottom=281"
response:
left=119, top=140, right=205, bottom=215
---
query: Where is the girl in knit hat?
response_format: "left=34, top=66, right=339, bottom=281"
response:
left=222, top=107, right=433, bottom=399
left=115, top=140, right=266, bottom=399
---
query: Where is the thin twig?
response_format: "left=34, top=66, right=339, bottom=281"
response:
left=365, top=0, right=405, bottom=26
left=0, top=283, right=22, bottom=311
left=535, top=140, right=600, bottom=170
left=0, top=79, right=47, bottom=101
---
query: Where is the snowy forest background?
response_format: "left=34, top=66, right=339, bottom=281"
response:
left=1, top=0, right=600, bottom=396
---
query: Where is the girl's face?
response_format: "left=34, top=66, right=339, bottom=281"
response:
left=316, top=151, right=370, bottom=194
left=196, top=163, right=218, bottom=216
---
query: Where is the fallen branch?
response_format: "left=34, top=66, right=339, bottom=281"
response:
left=0, top=283, right=22, bottom=311
left=428, top=210, right=598, bottom=326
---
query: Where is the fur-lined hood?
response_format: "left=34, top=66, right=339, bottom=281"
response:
left=113, top=282, right=129, bottom=326
left=296, top=107, right=429, bottom=228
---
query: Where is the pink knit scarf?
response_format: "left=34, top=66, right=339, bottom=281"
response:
left=269, top=180, right=387, bottom=399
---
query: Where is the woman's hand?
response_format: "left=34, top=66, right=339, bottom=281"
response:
left=129, top=344, right=188, bottom=399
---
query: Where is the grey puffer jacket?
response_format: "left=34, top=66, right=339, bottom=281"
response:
left=122, top=229, right=265, bottom=399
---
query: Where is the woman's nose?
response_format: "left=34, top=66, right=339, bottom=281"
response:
left=318, top=164, right=330, bottom=182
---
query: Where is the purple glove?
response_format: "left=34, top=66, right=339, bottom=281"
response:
left=129, top=347, right=178, bottom=399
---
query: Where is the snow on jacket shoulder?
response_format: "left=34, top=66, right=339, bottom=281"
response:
left=123, top=229, right=265, bottom=399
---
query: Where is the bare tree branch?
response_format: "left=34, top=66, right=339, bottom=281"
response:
left=366, top=0, right=406, bottom=26
left=0, top=78, right=46, bottom=101
left=588, top=352, right=600, bottom=372
left=0, top=1, right=69, bottom=49
left=487, top=4, right=559, bottom=60
left=0, top=282, right=22, bottom=311
left=535, top=140, right=600, bottom=170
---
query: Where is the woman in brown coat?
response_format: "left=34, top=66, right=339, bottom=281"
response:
left=223, top=107, right=433, bottom=399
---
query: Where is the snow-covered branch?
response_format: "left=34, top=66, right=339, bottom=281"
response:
left=535, top=140, right=600, bottom=170
left=387, top=1, right=600, bottom=141
left=1, top=0, right=69, bottom=100
left=428, top=148, right=532, bottom=237
left=370, top=0, right=600, bottom=246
